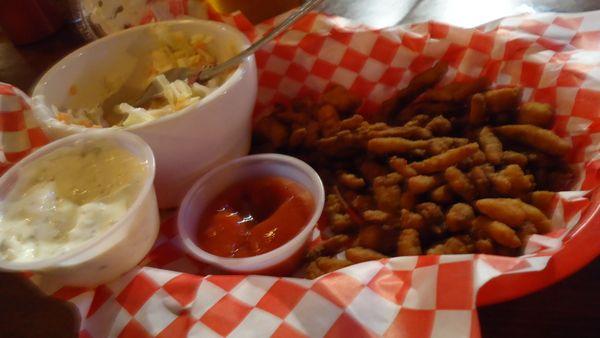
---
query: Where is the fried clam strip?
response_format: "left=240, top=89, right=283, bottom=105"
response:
left=446, top=203, right=475, bottom=232
left=345, top=247, right=388, bottom=263
left=495, top=124, right=571, bottom=156
left=407, top=175, right=442, bottom=194
left=337, top=172, right=366, bottom=190
left=478, top=127, right=503, bottom=165
left=325, top=193, right=355, bottom=233
left=373, top=173, right=403, bottom=212
left=427, top=237, right=471, bottom=254
left=380, top=61, right=449, bottom=121
left=517, top=102, right=553, bottom=128
left=363, top=209, right=391, bottom=223
left=389, top=157, right=417, bottom=177
left=368, top=125, right=433, bottom=140
left=368, top=137, right=429, bottom=155
left=397, top=228, right=422, bottom=255
left=306, top=235, right=352, bottom=261
left=489, top=164, right=534, bottom=196
left=306, top=257, right=353, bottom=279
left=320, top=84, right=362, bottom=114
left=468, top=93, right=487, bottom=125
left=529, top=191, right=556, bottom=217
left=475, top=198, right=553, bottom=233
left=420, top=77, right=488, bottom=102
left=484, top=87, right=522, bottom=114
left=316, top=104, right=341, bottom=137
left=472, top=216, right=521, bottom=248
left=444, top=166, right=476, bottom=201
left=411, top=143, right=480, bottom=174
left=502, top=150, right=528, bottom=167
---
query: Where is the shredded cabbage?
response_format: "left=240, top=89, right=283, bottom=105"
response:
left=54, top=28, right=224, bottom=128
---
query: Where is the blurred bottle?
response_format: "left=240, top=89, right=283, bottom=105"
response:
left=0, top=0, right=65, bottom=45
left=207, top=0, right=303, bottom=23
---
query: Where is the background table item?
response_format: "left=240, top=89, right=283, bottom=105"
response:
left=0, top=0, right=66, bottom=45
left=0, top=0, right=599, bottom=337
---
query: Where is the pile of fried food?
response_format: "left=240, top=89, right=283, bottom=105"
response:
left=252, top=62, right=574, bottom=279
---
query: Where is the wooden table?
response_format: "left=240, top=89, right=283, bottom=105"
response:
left=1, top=1, right=599, bottom=337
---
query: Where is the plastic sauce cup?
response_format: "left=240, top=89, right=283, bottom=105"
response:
left=178, top=154, right=325, bottom=275
left=0, top=130, right=159, bottom=287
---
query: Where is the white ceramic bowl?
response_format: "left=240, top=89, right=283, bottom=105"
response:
left=178, top=154, right=325, bottom=274
left=0, top=130, right=159, bottom=287
left=31, top=20, right=258, bottom=208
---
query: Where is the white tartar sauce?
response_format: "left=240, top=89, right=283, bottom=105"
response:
left=0, top=139, right=147, bottom=262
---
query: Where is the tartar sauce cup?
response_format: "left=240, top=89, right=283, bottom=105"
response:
left=0, top=130, right=159, bottom=287
left=178, top=154, right=325, bottom=275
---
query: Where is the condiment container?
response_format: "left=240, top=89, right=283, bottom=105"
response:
left=31, top=20, right=257, bottom=208
left=178, top=154, right=325, bottom=275
left=0, top=130, right=159, bottom=287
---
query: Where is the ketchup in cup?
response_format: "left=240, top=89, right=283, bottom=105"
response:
left=178, top=154, right=325, bottom=275
left=197, top=177, right=314, bottom=258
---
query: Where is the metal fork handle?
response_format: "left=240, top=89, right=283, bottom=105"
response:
left=197, top=0, right=324, bottom=82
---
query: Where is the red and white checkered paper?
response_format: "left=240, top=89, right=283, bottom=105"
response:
left=2, top=7, right=600, bottom=338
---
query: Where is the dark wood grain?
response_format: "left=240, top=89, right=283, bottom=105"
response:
left=0, top=1, right=599, bottom=337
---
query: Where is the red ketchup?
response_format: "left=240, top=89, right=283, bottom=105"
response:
left=196, top=176, right=314, bottom=273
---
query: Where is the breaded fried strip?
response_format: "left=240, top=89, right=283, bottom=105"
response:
left=381, top=62, right=449, bottom=120
left=316, top=104, right=341, bottom=137
left=446, top=203, right=475, bottom=232
left=311, top=257, right=353, bottom=278
left=469, top=93, right=487, bottom=125
left=529, top=191, right=556, bottom=217
left=397, top=229, right=422, bottom=256
left=425, top=115, right=452, bottom=135
left=520, top=202, right=553, bottom=233
left=445, top=166, right=476, bottom=201
left=476, top=198, right=552, bottom=233
left=373, top=173, right=403, bottom=211
left=321, top=84, right=362, bottom=114
left=289, top=127, right=307, bottom=147
left=502, top=150, right=528, bottom=167
left=338, top=172, right=366, bottom=190
left=390, top=157, right=418, bottom=177
left=254, top=115, right=289, bottom=148
left=411, top=143, right=479, bottom=174
left=427, top=137, right=470, bottom=155
left=489, top=164, right=534, bottom=196
left=427, top=237, right=470, bottom=254
left=420, top=77, right=487, bottom=102
left=430, top=184, right=454, bottom=204
left=307, top=235, right=352, bottom=261
left=518, top=102, right=553, bottom=128
left=363, top=210, right=391, bottom=222
left=518, top=222, right=538, bottom=245
left=368, top=126, right=432, bottom=140
left=398, top=209, right=425, bottom=230
left=495, top=124, right=571, bottom=156
left=468, top=165, right=492, bottom=196
left=475, top=239, right=495, bottom=254
left=345, top=247, right=387, bottom=263
left=368, top=137, right=429, bottom=155
left=484, top=87, right=522, bottom=113
left=472, top=216, right=521, bottom=248
left=476, top=198, right=527, bottom=227
left=407, top=175, right=440, bottom=194
left=478, top=127, right=503, bottom=165
left=340, top=114, right=365, bottom=130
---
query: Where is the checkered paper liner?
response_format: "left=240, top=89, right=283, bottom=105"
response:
left=2, top=6, right=600, bottom=338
